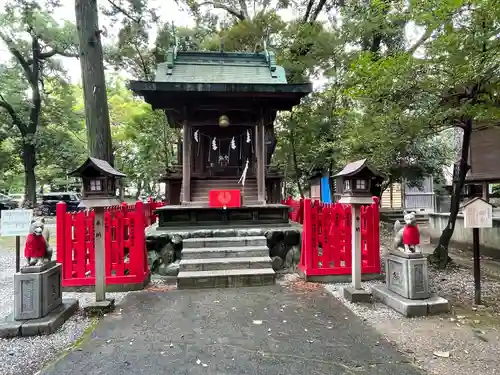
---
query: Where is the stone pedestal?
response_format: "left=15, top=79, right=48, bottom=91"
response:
left=14, top=261, right=62, bottom=320
left=0, top=262, right=78, bottom=338
left=372, top=251, right=449, bottom=317
left=386, top=251, right=429, bottom=300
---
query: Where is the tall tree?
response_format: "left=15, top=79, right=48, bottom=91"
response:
left=0, top=2, right=78, bottom=205
left=75, top=0, right=114, bottom=164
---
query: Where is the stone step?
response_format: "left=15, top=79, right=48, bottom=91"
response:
left=191, top=188, right=258, bottom=193
left=192, top=180, right=257, bottom=184
left=177, top=268, right=276, bottom=289
left=191, top=192, right=257, bottom=196
left=192, top=185, right=257, bottom=189
left=183, top=236, right=267, bottom=248
left=191, top=189, right=258, bottom=194
left=179, top=256, right=272, bottom=271
left=182, top=246, right=269, bottom=259
left=181, top=200, right=262, bottom=207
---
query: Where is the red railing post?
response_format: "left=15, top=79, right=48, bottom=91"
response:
left=299, top=199, right=313, bottom=274
left=56, top=202, right=66, bottom=265
left=372, top=196, right=381, bottom=273
left=134, top=201, right=146, bottom=280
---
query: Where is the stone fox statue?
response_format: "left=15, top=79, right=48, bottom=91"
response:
left=24, top=218, right=53, bottom=266
left=393, top=211, right=421, bottom=253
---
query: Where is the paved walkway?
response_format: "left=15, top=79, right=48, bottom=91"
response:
left=40, top=285, right=424, bottom=375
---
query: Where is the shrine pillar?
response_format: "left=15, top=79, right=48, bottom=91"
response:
left=182, top=120, right=191, bottom=203
left=256, top=120, right=266, bottom=204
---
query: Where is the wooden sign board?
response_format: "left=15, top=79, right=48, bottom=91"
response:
left=463, top=198, right=493, bottom=229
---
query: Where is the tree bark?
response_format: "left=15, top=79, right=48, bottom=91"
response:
left=22, top=142, right=37, bottom=207
left=75, top=0, right=114, bottom=165
left=289, top=127, right=304, bottom=197
left=430, top=119, right=472, bottom=269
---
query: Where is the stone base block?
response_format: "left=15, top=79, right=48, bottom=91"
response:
left=83, top=299, right=115, bottom=316
left=386, top=252, right=429, bottom=300
left=0, top=299, right=79, bottom=338
left=343, top=286, right=372, bottom=303
left=372, top=285, right=449, bottom=317
left=14, top=263, right=63, bottom=320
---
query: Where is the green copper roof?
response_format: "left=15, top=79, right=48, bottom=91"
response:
left=154, top=49, right=288, bottom=84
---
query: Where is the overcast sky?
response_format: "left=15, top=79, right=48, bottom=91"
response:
left=0, top=0, right=194, bottom=82
left=0, top=1, right=421, bottom=85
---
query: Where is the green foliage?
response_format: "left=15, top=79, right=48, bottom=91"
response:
left=106, top=78, right=179, bottom=196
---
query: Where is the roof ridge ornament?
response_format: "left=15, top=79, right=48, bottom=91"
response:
left=260, top=38, right=277, bottom=77
left=166, top=22, right=178, bottom=76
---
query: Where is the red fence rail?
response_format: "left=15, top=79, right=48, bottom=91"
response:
left=56, top=200, right=162, bottom=288
left=286, top=197, right=381, bottom=277
left=282, top=196, right=304, bottom=224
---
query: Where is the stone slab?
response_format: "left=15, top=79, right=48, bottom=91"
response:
left=181, top=246, right=269, bottom=259
left=372, top=285, right=450, bottom=317
left=83, top=299, right=115, bottom=316
left=177, top=268, right=276, bottom=289
left=21, top=260, right=57, bottom=274
left=21, top=299, right=79, bottom=336
left=343, top=286, right=372, bottom=303
left=182, top=236, right=267, bottom=248
left=0, top=314, right=24, bottom=338
left=388, top=250, right=423, bottom=259
left=180, top=256, right=272, bottom=272
left=0, top=299, right=78, bottom=338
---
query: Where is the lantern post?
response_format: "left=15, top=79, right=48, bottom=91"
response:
left=334, top=159, right=382, bottom=303
left=68, top=157, right=126, bottom=312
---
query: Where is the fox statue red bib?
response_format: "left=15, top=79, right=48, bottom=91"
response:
left=402, top=224, right=420, bottom=246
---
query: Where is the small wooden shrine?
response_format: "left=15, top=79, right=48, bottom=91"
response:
left=129, top=44, right=311, bottom=208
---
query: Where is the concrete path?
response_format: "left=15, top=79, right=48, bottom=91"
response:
left=40, top=285, right=424, bottom=375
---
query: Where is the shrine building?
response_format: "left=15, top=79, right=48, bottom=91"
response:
left=130, top=44, right=311, bottom=208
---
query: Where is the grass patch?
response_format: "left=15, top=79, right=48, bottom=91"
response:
left=38, top=317, right=100, bottom=372
left=0, top=234, right=58, bottom=251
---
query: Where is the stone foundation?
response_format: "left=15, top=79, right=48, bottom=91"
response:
left=372, top=250, right=449, bottom=317
left=145, top=224, right=302, bottom=276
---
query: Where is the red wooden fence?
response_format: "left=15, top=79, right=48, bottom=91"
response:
left=282, top=196, right=304, bottom=223
left=56, top=200, right=162, bottom=288
left=286, top=197, right=381, bottom=277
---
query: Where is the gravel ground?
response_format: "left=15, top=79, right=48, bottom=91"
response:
left=0, top=249, right=129, bottom=375
left=323, top=229, right=500, bottom=375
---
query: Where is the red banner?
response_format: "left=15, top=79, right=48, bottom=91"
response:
left=208, top=190, right=241, bottom=208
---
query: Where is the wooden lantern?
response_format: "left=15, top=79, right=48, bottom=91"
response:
left=334, top=159, right=383, bottom=205
left=68, top=157, right=126, bottom=208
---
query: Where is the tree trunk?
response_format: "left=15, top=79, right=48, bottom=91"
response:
left=75, top=0, right=114, bottom=165
left=289, top=128, right=304, bottom=197
left=430, top=120, right=472, bottom=269
left=135, top=180, right=143, bottom=200
left=22, top=141, right=37, bottom=208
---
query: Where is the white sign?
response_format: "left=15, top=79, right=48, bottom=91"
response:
left=0, top=209, right=33, bottom=236
left=463, top=199, right=493, bottom=229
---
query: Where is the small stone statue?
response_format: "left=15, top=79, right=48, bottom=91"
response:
left=393, top=211, right=421, bottom=253
left=24, top=218, right=53, bottom=266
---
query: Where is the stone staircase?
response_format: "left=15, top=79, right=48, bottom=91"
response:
left=177, top=234, right=276, bottom=289
left=182, top=178, right=259, bottom=206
